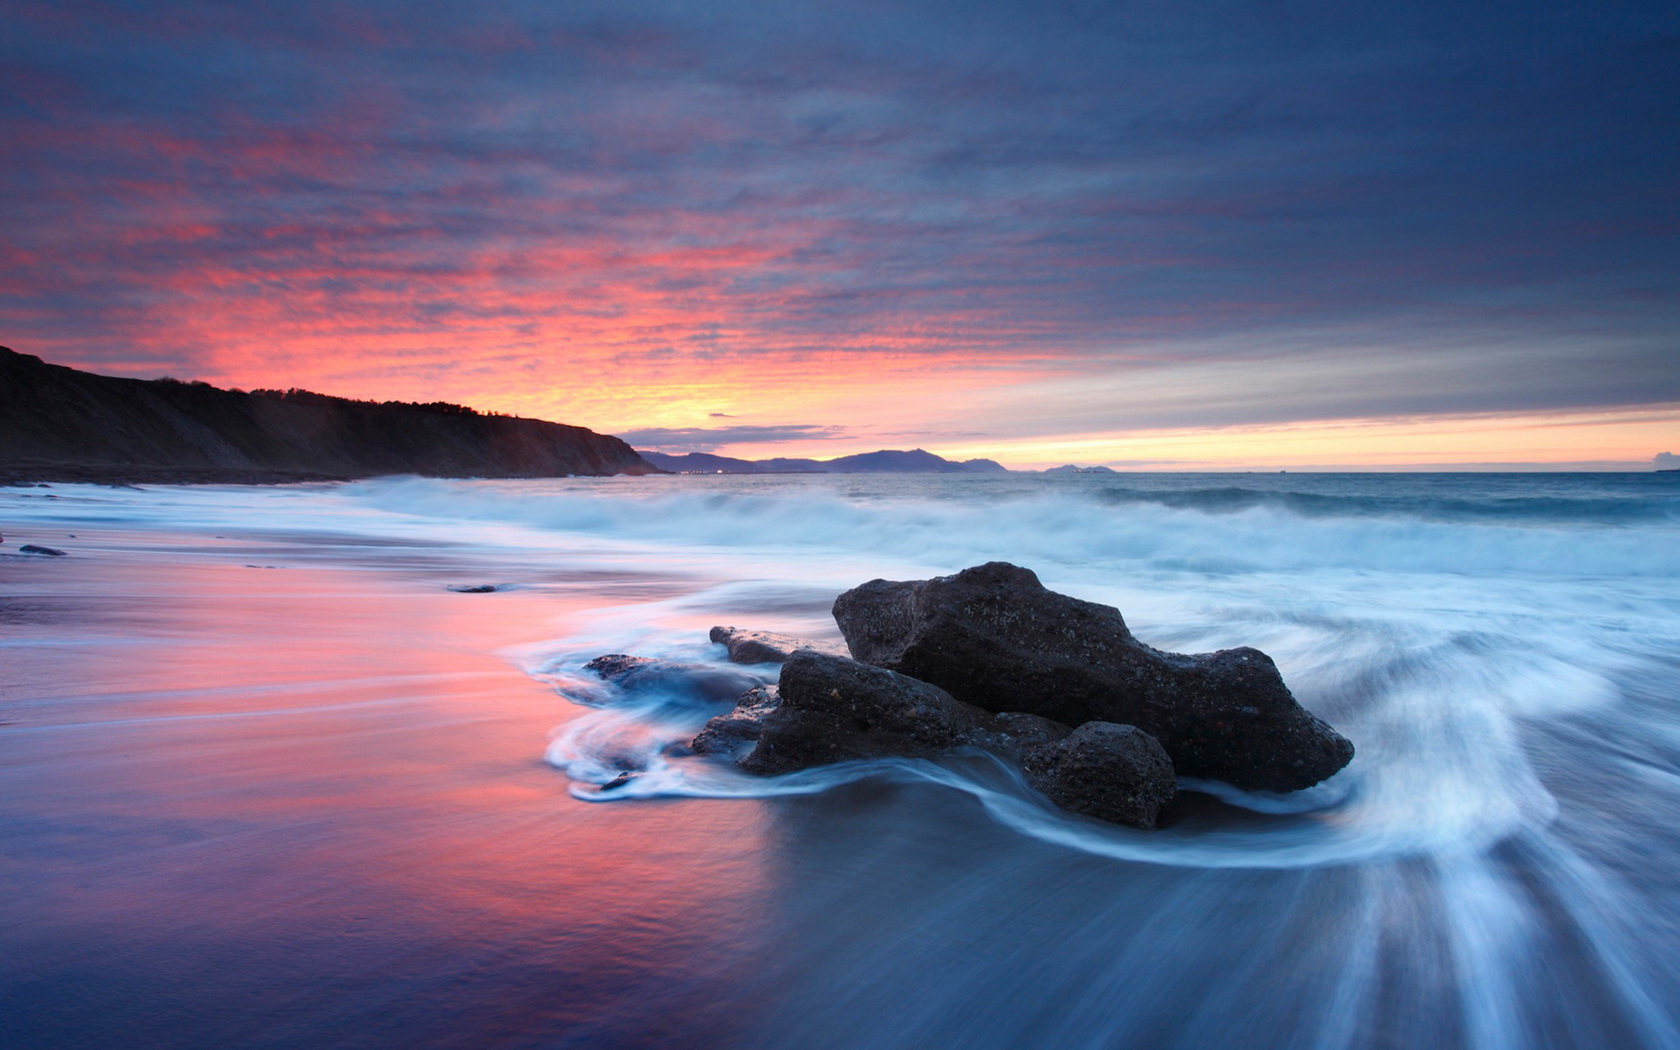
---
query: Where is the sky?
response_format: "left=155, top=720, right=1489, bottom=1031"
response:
left=3, top=0, right=1677, bottom=469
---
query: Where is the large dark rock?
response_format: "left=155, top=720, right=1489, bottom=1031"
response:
left=708, top=626, right=846, bottom=664
left=833, top=562, right=1354, bottom=792
left=1022, top=723, right=1176, bottom=829
left=691, top=650, right=1169, bottom=829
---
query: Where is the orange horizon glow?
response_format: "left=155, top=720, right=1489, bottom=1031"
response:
left=919, top=407, right=1680, bottom=472
left=37, top=335, right=1678, bottom=471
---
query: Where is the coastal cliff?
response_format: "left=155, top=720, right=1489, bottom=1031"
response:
left=0, top=347, right=655, bottom=483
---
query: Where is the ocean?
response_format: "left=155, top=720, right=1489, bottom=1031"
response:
left=3, top=471, right=1678, bottom=1049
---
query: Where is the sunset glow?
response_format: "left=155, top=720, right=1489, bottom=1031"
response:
left=4, top=0, right=1676, bottom=468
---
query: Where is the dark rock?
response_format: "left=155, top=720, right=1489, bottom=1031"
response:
left=833, top=561, right=1354, bottom=792
left=583, top=654, right=760, bottom=705
left=976, top=710, right=1074, bottom=759
left=709, top=625, right=846, bottom=664
left=692, top=650, right=1168, bottom=828
left=715, top=651, right=991, bottom=775
left=600, top=771, right=637, bottom=791
left=448, top=584, right=497, bottom=593
left=1022, top=722, right=1176, bottom=829
left=583, top=654, right=658, bottom=681
left=18, top=544, right=67, bottom=556
left=692, top=684, right=780, bottom=756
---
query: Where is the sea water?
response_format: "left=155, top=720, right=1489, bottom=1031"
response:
left=3, top=471, right=1678, bottom=1049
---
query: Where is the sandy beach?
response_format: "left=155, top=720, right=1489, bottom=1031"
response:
left=1, top=519, right=779, bottom=1048
left=6, top=474, right=1679, bottom=1049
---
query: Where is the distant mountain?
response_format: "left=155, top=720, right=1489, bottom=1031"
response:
left=1043, top=464, right=1118, bottom=474
left=0, top=347, right=655, bottom=483
left=634, top=451, right=811, bottom=474
left=638, top=448, right=1009, bottom=474
left=827, top=449, right=1009, bottom=474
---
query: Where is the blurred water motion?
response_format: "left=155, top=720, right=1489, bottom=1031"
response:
left=3, top=473, right=1678, bottom=1049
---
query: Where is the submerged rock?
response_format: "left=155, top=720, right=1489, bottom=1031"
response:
left=448, top=584, right=497, bottom=593
left=583, top=654, right=759, bottom=705
left=833, top=561, right=1353, bottom=792
left=583, top=654, right=658, bottom=681
left=708, top=625, right=846, bottom=664
left=692, top=649, right=1167, bottom=828
left=18, top=544, right=67, bottom=556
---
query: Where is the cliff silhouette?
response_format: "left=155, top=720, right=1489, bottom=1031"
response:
left=0, top=347, right=655, bottom=483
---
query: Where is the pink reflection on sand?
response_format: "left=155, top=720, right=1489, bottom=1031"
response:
left=2, top=530, right=771, bottom=995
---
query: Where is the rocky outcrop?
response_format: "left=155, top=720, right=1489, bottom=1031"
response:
left=691, top=649, right=1173, bottom=827
left=709, top=626, right=846, bottom=664
left=832, top=562, right=1353, bottom=792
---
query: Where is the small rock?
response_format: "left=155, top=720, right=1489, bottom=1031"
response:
left=583, top=654, right=659, bottom=681
left=1022, top=722, right=1176, bottom=829
left=600, top=771, right=637, bottom=791
left=710, top=650, right=994, bottom=775
left=709, top=625, right=846, bottom=664
left=692, top=684, right=780, bottom=756
left=583, top=654, right=760, bottom=705
left=18, top=544, right=66, bottom=556
left=448, top=584, right=497, bottom=593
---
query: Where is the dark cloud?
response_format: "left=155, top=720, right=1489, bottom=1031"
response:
left=0, top=0, right=1676, bottom=426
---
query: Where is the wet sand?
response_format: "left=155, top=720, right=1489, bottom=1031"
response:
left=0, top=528, right=769, bottom=1048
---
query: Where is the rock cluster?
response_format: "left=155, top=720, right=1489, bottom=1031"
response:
left=833, top=562, right=1354, bottom=792
left=692, top=649, right=1176, bottom=827
left=603, top=563, right=1354, bottom=829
